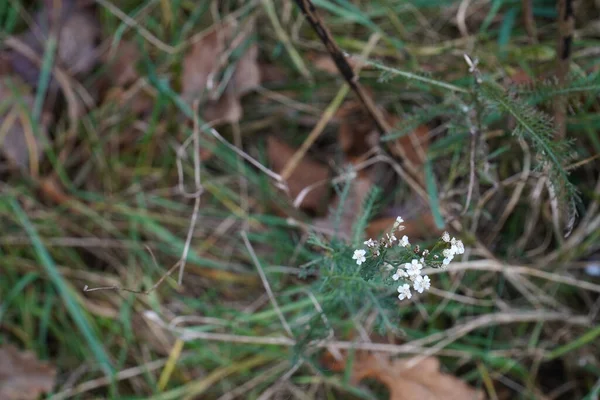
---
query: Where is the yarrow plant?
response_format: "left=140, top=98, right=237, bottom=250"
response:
left=353, top=216, right=465, bottom=301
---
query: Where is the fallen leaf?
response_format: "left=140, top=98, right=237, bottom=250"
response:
left=202, top=89, right=242, bottom=124
left=267, top=136, right=330, bottom=213
left=387, top=116, right=430, bottom=166
left=9, top=0, right=99, bottom=86
left=337, top=101, right=379, bottom=158
left=232, top=43, right=260, bottom=96
left=103, top=40, right=141, bottom=87
left=0, top=345, right=56, bottom=400
left=39, top=176, right=71, bottom=205
left=353, top=354, right=484, bottom=400
left=0, top=78, right=51, bottom=173
left=182, top=21, right=260, bottom=124
left=103, top=86, right=154, bottom=116
left=0, top=52, right=12, bottom=75
left=258, top=62, right=287, bottom=84
left=314, top=176, right=373, bottom=239
left=337, top=100, right=429, bottom=166
left=508, top=69, right=533, bottom=85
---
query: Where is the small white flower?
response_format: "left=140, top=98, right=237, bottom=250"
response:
left=413, top=275, right=431, bottom=293
left=393, top=216, right=404, bottom=228
left=392, top=268, right=408, bottom=281
left=442, top=256, right=453, bottom=265
left=442, top=231, right=450, bottom=242
left=364, top=238, right=377, bottom=248
left=453, top=239, right=465, bottom=254
left=404, top=259, right=423, bottom=279
left=399, top=235, right=410, bottom=247
left=352, top=249, right=367, bottom=265
left=386, top=233, right=397, bottom=242
left=397, top=283, right=412, bottom=300
left=443, top=248, right=454, bottom=258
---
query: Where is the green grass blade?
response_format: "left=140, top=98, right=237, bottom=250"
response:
left=424, top=159, right=445, bottom=229
left=546, top=324, right=600, bottom=361
left=9, top=198, right=114, bottom=376
left=0, top=272, right=38, bottom=322
left=33, top=36, right=57, bottom=121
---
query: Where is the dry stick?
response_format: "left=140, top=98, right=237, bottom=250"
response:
left=423, top=260, right=600, bottom=294
left=522, top=0, right=538, bottom=43
left=177, top=101, right=204, bottom=284
left=145, top=310, right=588, bottom=355
left=83, top=260, right=182, bottom=295
left=291, top=0, right=419, bottom=179
left=216, top=361, right=290, bottom=400
left=49, top=356, right=174, bottom=400
left=555, top=0, right=574, bottom=140
left=84, top=102, right=205, bottom=292
left=462, top=126, right=477, bottom=213
left=292, top=0, right=496, bottom=257
left=242, top=231, right=294, bottom=338
left=280, top=32, right=380, bottom=180
left=485, top=139, right=532, bottom=245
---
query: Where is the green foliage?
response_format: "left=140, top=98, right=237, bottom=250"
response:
left=478, top=80, right=581, bottom=218
left=351, top=185, right=382, bottom=247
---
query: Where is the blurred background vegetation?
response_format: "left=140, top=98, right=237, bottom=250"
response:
left=1, top=0, right=599, bottom=398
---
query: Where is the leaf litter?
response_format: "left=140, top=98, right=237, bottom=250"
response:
left=0, top=345, right=56, bottom=400
left=0, top=78, right=51, bottom=173
left=267, top=136, right=330, bottom=214
left=352, top=354, right=484, bottom=400
left=182, top=20, right=260, bottom=124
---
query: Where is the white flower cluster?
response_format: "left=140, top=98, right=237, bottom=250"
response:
left=392, top=258, right=430, bottom=300
left=351, top=217, right=466, bottom=302
left=441, top=232, right=465, bottom=266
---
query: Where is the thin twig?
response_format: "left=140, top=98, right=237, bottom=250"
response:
left=280, top=32, right=381, bottom=181
left=554, top=0, right=575, bottom=139
left=291, top=0, right=391, bottom=134
left=424, top=260, right=600, bottom=294
left=145, top=310, right=589, bottom=355
left=522, top=0, right=538, bottom=43
left=177, top=101, right=204, bottom=284
left=241, top=231, right=294, bottom=338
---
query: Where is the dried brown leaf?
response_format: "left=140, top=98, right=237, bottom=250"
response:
left=337, top=101, right=429, bottom=167
left=387, top=117, right=430, bottom=166
left=182, top=21, right=260, bottom=124
left=267, top=136, right=330, bottom=213
left=0, top=345, right=56, bottom=400
left=353, top=354, right=484, bottom=400
left=9, top=0, right=99, bottom=86
left=232, top=43, right=260, bottom=96
left=56, top=6, right=99, bottom=76
left=337, top=101, right=379, bottom=157
left=258, top=62, right=287, bottom=84
left=103, top=40, right=141, bottom=87
left=202, top=89, right=242, bottom=125
left=314, top=176, right=373, bottom=238
left=0, top=78, right=51, bottom=172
